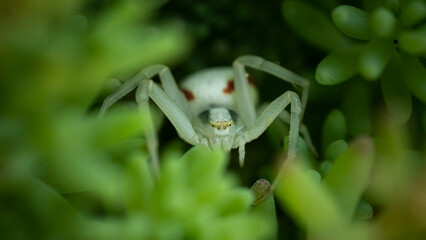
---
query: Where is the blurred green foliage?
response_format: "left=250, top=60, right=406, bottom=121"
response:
left=1, top=0, right=425, bottom=240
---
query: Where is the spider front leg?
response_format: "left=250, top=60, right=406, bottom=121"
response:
left=100, top=65, right=197, bottom=178
left=100, top=65, right=191, bottom=118
left=238, top=91, right=302, bottom=206
left=136, top=80, right=200, bottom=177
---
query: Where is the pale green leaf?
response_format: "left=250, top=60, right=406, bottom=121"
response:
left=276, top=162, right=346, bottom=239
left=324, top=137, right=375, bottom=220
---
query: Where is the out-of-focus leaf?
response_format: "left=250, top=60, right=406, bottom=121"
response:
left=342, top=81, right=373, bottom=136
left=0, top=176, right=80, bottom=240
left=354, top=200, right=374, bottom=220
left=368, top=116, right=413, bottom=204
left=399, top=24, right=426, bottom=55
left=370, top=7, right=397, bottom=38
left=92, top=108, right=147, bottom=149
left=400, top=53, right=426, bottom=103
left=282, top=0, right=352, bottom=52
left=360, top=38, right=393, bottom=80
left=332, top=5, right=371, bottom=40
left=325, top=139, right=348, bottom=161
left=381, top=55, right=412, bottom=124
left=322, top=109, right=347, bottom=151
left=316, top=46, right=363, bottom=85
left=400, top=0, right=426, bottom=28
left=284, top=135, right=315, bottom=167
left=276, top=161, right=346, bottom=239
left=125, top=151, right=154, bottom=211
left=149, top=146, right=271, bottom=240
left=362, top=0, right=388, bottom=12
left=324, top=137, right=375, bottom=220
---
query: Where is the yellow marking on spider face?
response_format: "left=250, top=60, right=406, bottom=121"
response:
left=210, top=120, right=233, bottom=130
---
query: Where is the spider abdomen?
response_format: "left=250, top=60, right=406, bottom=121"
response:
left=179, top=67, right=258, bottom=116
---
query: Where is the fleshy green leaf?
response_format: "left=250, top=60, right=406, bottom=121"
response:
left=381, top=54, right=412, bottom=124
left=322, top=109, right=347, bottom=151
left=370, top=7, right=397, bottom=38
left=362, top=0, right=387, bottom=12
left=400, top=0, right=426, bottom=28
left=276, top=161, right=346, bottom=239
left=325, top=139, right=348, bottom=161
left=125, top=151, right=154, bottom=211
left=316, top=46, right=363, bottom=85
left=93, top=108, right=148, bottom=149
left=400, top=53, right=426, bottom=103
left=324, top=137, right=375, bottom=220
left=399, top=24, right=426, bottom=55
left=332, top=5, right=371, bottom=40
left=342, top=81, right=373, bottom=136
left=282, top=0, right=352, bottom=51
left=360, top=38, right=393, bottom=80
left=354, top=201, right=374, bottom=220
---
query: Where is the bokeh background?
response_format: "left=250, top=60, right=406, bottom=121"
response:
left=1, top=0, right=425, bottom=239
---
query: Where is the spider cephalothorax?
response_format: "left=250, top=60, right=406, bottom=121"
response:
left=100, top=55, right=315, bottom=205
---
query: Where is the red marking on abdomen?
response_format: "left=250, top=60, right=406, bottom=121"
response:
left=248, top=76, right=254, bottom=85
left=181, top=88, right=195, bottom=101
left=223, top=80, right=235, bottom=94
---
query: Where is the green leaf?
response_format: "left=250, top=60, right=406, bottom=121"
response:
left=342, top=81, right=373, bottom=136
left=276, top=161, right=346, bottom=239
left=370, top=7, right=397, bottom=38
left=325, top=139, right=348, bottom=161
left=400, top=0, right=426, bottom=28
left=332, top=5, right=371, bottom=40
left=282, top=0, right=352, bottom=52
left=324, top=137, right=375, bottom=220
left=125, top=151, right=154, bottom=211
left=322, top=109, right=347, bottom=151
left=93, top=108, right=148, bottom=149
left=360, top=38, right=393, bottom=80
left=354, top=201, right=374, bottom=220
left=316, top=46, right=363, bottom=85
left=362, top=0, right=387, bottom=12
left=399, top=24, right=426, bottom=55
left=400, top=53, right=426, bottom=103
left=381, top=54, right=412, bottom=124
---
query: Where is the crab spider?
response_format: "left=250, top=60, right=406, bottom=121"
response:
left=100, top=55, right=316, bottom=206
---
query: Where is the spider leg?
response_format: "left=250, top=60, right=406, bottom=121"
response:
left=239, top=91, right=301, bottom=206
left=233, top=55, right=310, bottom=122
left=100, top=65, right=191, bottom=119
left=100, top=65, right=196, bottom=178
left=136, top=80, right=199, bottom=177
left=257, top=103, right=318, bottom=157
left=277, top=110, right=318, bottom=157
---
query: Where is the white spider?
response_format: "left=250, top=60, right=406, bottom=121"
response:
left=100, top=55, right=316, bottom=205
